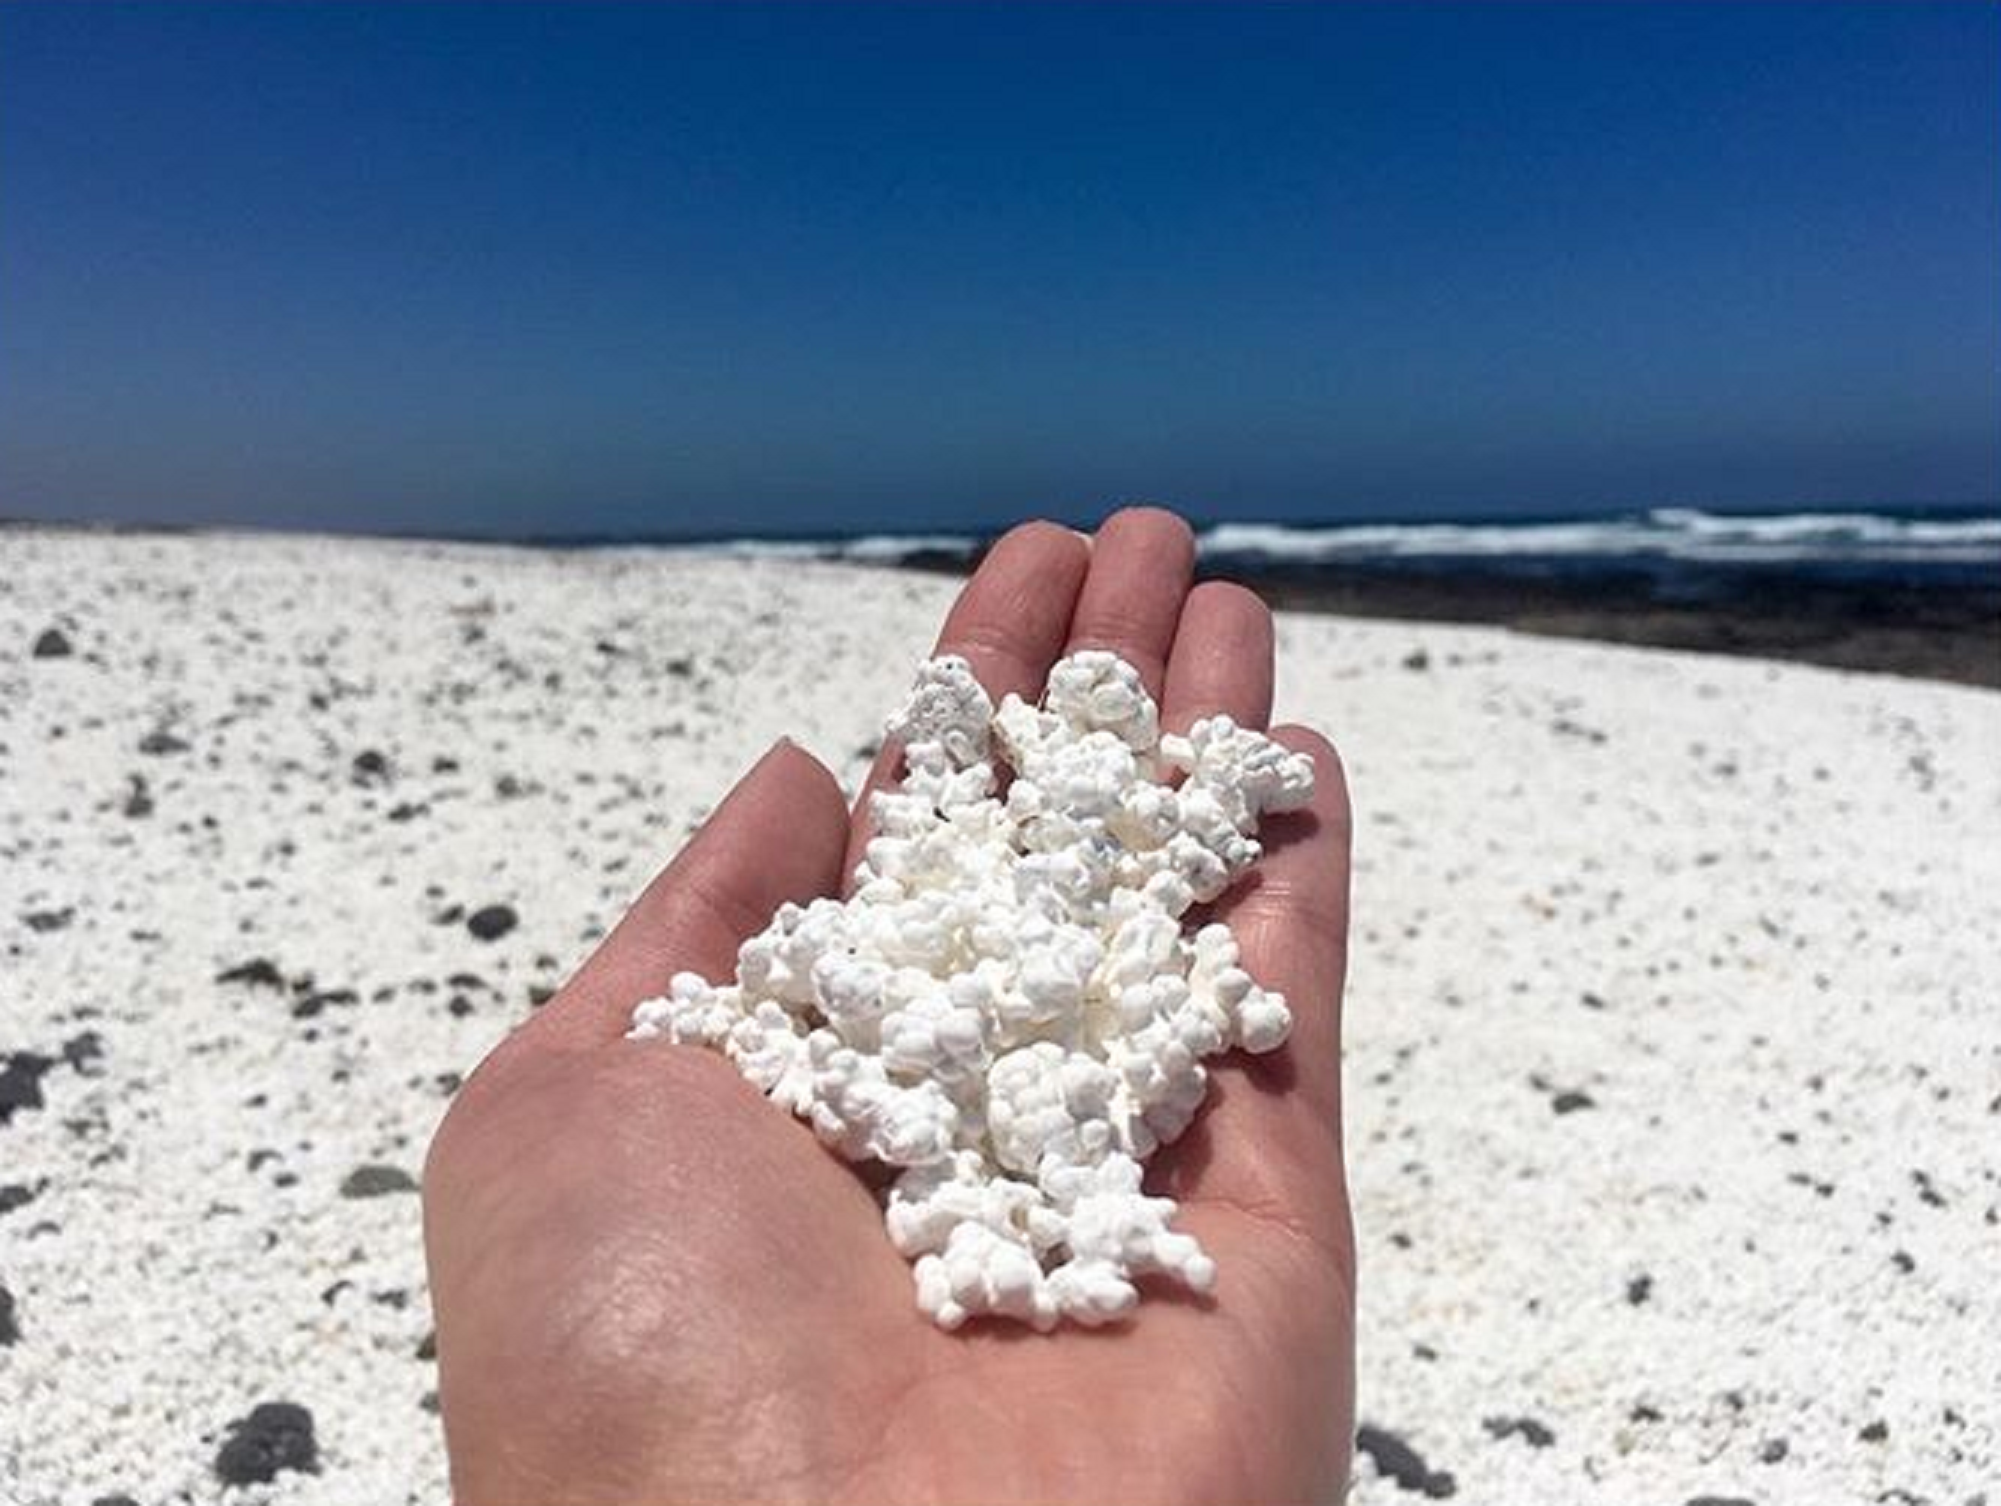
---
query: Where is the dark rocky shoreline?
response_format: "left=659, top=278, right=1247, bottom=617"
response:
left=1237, top=565, right=2001, bottom=689
left=893, top=549, right=2001, bottom=688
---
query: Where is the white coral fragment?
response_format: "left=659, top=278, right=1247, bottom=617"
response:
left=629, top=649, right=1312, bottom=1330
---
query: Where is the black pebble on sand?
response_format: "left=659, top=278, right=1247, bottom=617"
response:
left=61, top=1032, right=104, bottom=1074
left=1482, top=1416, right=1556, bottom=1448
left=217, top=958, right=287, bottom=990
left=90, top=1495, right=141, bottom=1506
left=31, top=627, right=72, bottom=658
left=340, top=1164, right=419, bottom=1198
left=0, top=1280, right=18, bottom=1344
left=292, top=989, right=358, bottom=1019
left=1627, top=1272, right=1654, bottom=1305
left=123, top=775, right=154, bottom=818
left=213, top=1401, right=319, bottom=1485
left=23, top=908, right=74, bottom=933
left=0, top=1182, right=39, bottom=1216
left=1684, top=1498, right=1756, bottom=1506
left=1551, top=1089, right=1596, bottom=1115
left=466, top=903, right=518, bottom=941
left=0, top=1052, right=57, bottom=1125
left=1356, top=1425, right=1457, bottom=1498
left=138, top=729, right=190, bottom=756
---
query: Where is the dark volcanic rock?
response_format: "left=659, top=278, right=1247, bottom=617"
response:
left=351, top=749, right=392, bottom=785
left=1626, top=1272, right=1654, bottom=1305
left=23, top=908, right=74, bottom=933
left=217, top=958, right=287, bottom=990
left=1551, top=1089, right=1596, bottom=1115
left=31, top=627, right=73, bottom=659
left=1356, top=1425, right=1457, bottom=1497
left=213, top=1400, right=319, bottom=1484
left=0, top=1182, right=39, bottom=1216
left=466, top=904, right=518, bottom=941
left=0, top=1052, right=57, bottom=1125
left=340, top=1164, right=418, bottom=1198
left=291, top=989, right=358, bottom=1020
left=61, top=1032, right=104, bottom=1075
left=0, top=1280, right=18, bottom=1344
left=138, top=729, right=190, bottom=756
left=1684, top=1498, right=1756, bottom=1506
left=1483, top=1415, right=1556, bottom=1448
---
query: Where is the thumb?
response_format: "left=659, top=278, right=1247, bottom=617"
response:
left=531, top=739, right=852, bottom=1048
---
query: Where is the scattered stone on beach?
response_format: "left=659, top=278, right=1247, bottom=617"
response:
left=216, top=958, right=287, bottom=991
left=465, top=903, right=517, bottom=941
left=0, top=1052, right=57, bottom=1125
left=22, top=907, right=74, bottom=932
left=1483, top=1416, right=1556, bottom=1448
left=30, top=627, right=72, bottom=658
left=0, top=1183, right=39, bottom=1217
left=1550, top=1089, right=1596, bottom=1115
left=121, top=774, right=154, bottom=817
left=292, top=989, right=358, bottom=1020
left=0, top=1280, right=19, bottom=1345
left=213, top=1401, right=319, bottom=1485
left=62, top=1032, right=104, bottom=1075
left=1356, top=1425, right=1457, bottom=1497
left=1626, top=1272, right=1654, bottom=1305
left=339, top=1164, right=417, bottom=1198
left=1683, top=1497, right=1756, bottom=1506
left=137, top=728, right=190, bottom=756
left=351, top=748, right=392, bottom=785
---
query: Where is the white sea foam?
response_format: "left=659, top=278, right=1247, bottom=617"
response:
left=686, top=508, right=2001, bottom=571
left=1197, top=509, right=2001, bottom=567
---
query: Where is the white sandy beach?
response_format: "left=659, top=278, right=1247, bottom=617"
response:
left=2, top=528, right=1997, bottom=1505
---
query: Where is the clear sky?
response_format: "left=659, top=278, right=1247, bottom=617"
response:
left=1, top=2, right=1994, bottom=539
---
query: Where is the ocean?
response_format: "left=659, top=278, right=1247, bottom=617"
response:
left=682, top=505, right=2001, bottom=600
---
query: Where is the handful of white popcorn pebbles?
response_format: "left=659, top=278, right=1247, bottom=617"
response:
left=629, top=650, right=1314, bottom=1331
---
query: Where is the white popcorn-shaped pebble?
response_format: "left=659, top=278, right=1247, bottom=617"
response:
left=629, top=649, right=1312, bottom=1330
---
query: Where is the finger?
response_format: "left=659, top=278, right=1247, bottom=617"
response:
left=1063, top=505, right=1196, bottom=699
left=1159, top=579, right=1274, bottom=736
left=1154, top=725, right=1354, bottom=1256
left=842, top=519, right=1090, bottom=884
left=534, top=740, right=851, bottom=1046
left=1213, top=725, right=1352, bottom=1126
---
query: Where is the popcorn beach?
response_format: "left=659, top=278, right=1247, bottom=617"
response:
left=629, top=650, right=1314, bottom=1330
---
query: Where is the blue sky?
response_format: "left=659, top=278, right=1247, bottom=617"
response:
left=1, top=2, right=1994, bottom=538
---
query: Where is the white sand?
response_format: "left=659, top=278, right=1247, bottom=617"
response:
left=2, top=528, right=1996, bottom=1506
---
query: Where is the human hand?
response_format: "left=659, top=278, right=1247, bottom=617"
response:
left=422, top=508, right=1355, bottom=1505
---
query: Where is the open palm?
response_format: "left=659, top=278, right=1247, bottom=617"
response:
left=424, top=510, right=1356, bottom=1505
